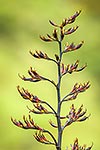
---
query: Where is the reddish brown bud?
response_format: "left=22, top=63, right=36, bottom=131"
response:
left=64, top=26, right=79, bottom=35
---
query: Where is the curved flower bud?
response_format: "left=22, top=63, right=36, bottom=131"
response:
left=49, top=20, right=59, bottom=27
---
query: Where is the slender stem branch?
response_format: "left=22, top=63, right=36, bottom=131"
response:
left=42, top=101, right=57, bottom=116
left=60, top=93, right=71, bottom=105
left=42, top=76, right=57, bottom=88
left=43, top=129, right=58, bottom=147
left=48, top=58, right=58, bottom=64
left=60, top=90, right=78, bottom=105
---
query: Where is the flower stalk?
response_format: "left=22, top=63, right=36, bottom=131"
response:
left=11, top=10, right=93, bottom=150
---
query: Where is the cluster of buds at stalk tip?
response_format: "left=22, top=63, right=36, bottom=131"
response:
left=49, top=10, right=81, bottom=28
left=17, top=86, right=55, bottom=115
left=63, top=41, right=84, bottom=53
left=61, top=82, right=90, bottom=103
left=66, top=138, right=93, bottom=150
left=40, top=10, right=82, bottom=42
left=11, top=115, right=43, bottom=130
left=27, top=104, right=54, bottom=114
left=30, top=50, right=58, bottom=64
left=18, top=67, right=42, bottom=82
left=61, top=60, right=87, bottom=75
left=18, top=67, right=56, bottom=87
left=17, top=86, right=41, bottom=103
left=64, top=26, right=78, bottom=35
left=30, top=50, right=49, bottom=60
left=49, top=104, right=89, bottom=129
left=34, top=131, right=55, bottom=145
left=11, top=115, right=57, bottom=146
left=71, top=82, right=90, bottom=94
left=64, top=104, right=90, bottom=127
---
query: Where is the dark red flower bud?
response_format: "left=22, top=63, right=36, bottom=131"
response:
left=64, top=26, right=79, bottom=35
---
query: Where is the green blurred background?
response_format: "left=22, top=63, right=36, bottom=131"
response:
left=0, top=0, right=100, bottom=149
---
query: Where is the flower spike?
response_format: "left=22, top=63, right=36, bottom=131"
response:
left=12, top=10, right=92, bottom=150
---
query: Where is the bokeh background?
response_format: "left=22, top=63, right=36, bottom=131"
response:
left=0, top=0, right=100, bottom=149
